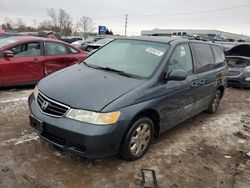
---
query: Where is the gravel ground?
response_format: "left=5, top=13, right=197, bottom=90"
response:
left=0, top=87, right=249, bottom=188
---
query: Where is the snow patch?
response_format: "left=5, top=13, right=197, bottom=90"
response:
left=2, top=132, right=39, bottom=146
left=0, top=97, right=28, bottom=104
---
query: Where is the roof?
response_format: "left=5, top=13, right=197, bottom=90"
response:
left=0, top=36, right=69, bottom=45
left=0, top=36, right=80, bottom=51
left=7, top=36, right=63, bottom=42
left=117, top=36, right=217, bottom=45
left=124, top=36, right=177, bottom=43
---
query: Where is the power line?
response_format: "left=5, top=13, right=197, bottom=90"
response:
left=78, top=3, right=250, bottom=21
left=129, top=3, right=250, bottom=17
left=92, top=15, right=122, bottom=19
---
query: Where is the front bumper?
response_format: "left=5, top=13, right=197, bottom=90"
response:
left=28, top=94, right=129, bottom=159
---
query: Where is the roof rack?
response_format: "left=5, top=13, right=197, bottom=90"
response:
left=187, top=36, right=214, bottom=43
left=173, top=35, right=214, bottom=43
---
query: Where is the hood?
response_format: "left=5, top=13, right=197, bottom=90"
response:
left=226, top=44, right=250, bottom=58
left=38, top=63, right=144, bottom=112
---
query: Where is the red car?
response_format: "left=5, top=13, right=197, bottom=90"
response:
left=0, top=36, right=89, bottom=87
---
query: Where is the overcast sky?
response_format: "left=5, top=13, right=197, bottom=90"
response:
left=0, top=0, right=250, bottom=36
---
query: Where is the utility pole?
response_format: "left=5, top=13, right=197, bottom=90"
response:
left=124, top=14, right=128, bottom=36
left=33, top=19, right=36, bottom=29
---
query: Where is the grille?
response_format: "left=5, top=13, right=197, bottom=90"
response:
left=228, top=71, right=242, bottom=77
left=37, top=92, right=70, bottom=117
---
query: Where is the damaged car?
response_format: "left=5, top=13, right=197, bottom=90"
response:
left=225, top=43, right=250, bottom=88
left=28, top=36, right=228, bottom=160
left=0, top=36, right=89, bottom=87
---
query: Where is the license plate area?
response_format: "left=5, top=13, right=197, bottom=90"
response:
left=29, top=115, right=44, bottom=134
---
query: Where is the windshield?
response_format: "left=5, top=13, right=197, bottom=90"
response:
left=84, top=39, right=169, bottom=78
left=0, top=37, right=20, bottom=48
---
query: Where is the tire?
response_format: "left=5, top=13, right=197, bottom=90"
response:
left=206, top=90, right=222, bottom=114
left=120, top=117, right=154, bottom=161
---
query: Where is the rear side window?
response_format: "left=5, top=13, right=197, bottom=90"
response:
left=211, top=45, right=225, bottom=64
left=46, top=42, right=68, bottom=55
left=191, top=43, right=214, bottom=73
left=168, top=44, right=193, bottom=75
left=68, top=46, right=79, bottom=54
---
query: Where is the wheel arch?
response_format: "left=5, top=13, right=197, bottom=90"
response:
left=127, top=108, right=161, bottom=137
left=217, top=85, right=225, bottom=97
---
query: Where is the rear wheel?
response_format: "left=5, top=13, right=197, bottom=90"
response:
left=206, top=90, right=222, bottom=114
left=120, top=117, right=154, bottom=161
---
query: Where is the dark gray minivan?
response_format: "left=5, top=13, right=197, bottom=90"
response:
left=28, top=36, right=228, bottom=160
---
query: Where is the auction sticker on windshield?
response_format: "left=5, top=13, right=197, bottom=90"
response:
left=145, top=47, right=164, bottom=56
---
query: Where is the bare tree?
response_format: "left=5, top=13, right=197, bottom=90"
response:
left=1, top=17, right=14, bottom=30
left=15, top=18, right=26, bottom=31
left=47, top=8, right=59, bottom=30
left=58, top=9, right=72, bottom=35
left=78, top=16, right=95, bottom=39
left=47, top=8, right=73, bottom=35
left=37, top=20, right=54, bottom=31
left=73, top=22, right=80, bottom=36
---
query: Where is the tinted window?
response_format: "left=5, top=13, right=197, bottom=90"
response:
left=168, top=44, right=193, bottom=75
left=10, top=42, right=41, bottom=57
left=85, top=39, right=169, bottom=78
left=211, top=45, right=225, bottom=64
left=46, top=42, right=67, bottom=55
left=191, top=43, right=214, bottom=73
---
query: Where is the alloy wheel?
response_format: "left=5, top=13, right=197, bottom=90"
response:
left=129, top=123, right=151, bottom=156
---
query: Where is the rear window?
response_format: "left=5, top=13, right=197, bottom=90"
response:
left=68, top=46, right=79, bottom=54
left=211, top=45, right=225, bottom=64
left=191, top=43, right=214, bottom=73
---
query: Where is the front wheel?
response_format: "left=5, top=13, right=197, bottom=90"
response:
left=206, top=90, right=222, bottom=114
left=120, top=117, right=154, bottom=161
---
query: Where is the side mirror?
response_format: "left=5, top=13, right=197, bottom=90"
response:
left=167, top=69, right=187, bottom=81
left=3, top=50, right=14, bottom=58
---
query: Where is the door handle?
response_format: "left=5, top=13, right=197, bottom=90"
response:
left=199, top=80, right=205, bottom=85
left=191, top=82, right=197, bottom=88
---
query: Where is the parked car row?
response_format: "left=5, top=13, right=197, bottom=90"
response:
left=0, top=30, right=116, bottom=53
left=71, top=37, right=114, bottom=52
left=0, top=32, right=28, bottom=39
left=0, top=30, right=62, bottom=40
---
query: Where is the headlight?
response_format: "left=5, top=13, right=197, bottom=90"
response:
left=244, top=66, right=250, bottom=73
left=65, top=109, right=121, bottom=125
left=33, top=85, right=38, bottom=99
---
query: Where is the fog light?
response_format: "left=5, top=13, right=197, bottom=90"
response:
left=245, top=77, right=250, bottom=81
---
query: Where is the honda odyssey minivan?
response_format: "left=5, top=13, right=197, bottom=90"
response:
left=28, top=36, right=228, bottom=160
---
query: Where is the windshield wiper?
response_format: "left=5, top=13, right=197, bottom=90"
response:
left=82, top=62, right=101, bottom=70
left=81, top=61, right=88, bottom=66
left=98, top=67, right=135, bottom=78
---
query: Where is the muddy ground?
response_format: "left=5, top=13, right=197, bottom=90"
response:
left=0, top=87, right=249, bottom=188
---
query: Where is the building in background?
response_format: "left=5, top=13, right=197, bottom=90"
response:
left=141, top=29, right=250, bottom=42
